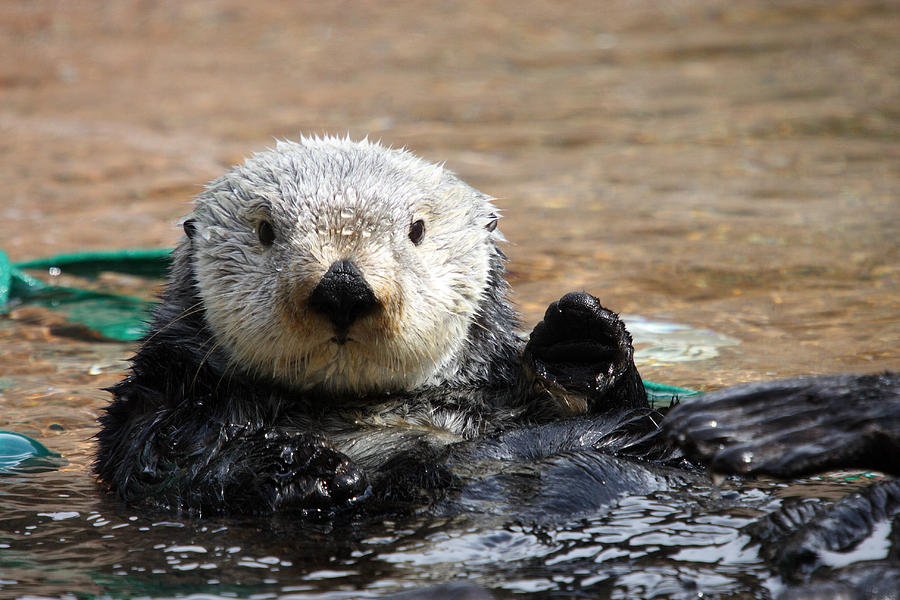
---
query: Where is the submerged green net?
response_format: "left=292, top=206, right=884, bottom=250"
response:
left=643, top=380, right=699, bottom=405
left=0, top=248, right=698, bottom=403
left=0, top=248, right=170, bottom=341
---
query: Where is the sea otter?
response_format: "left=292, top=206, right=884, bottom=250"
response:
left=94, top=136, right=650, bottom=516
left=94, top=135, right=900, bottom=598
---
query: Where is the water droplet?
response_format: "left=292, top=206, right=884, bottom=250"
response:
left=341, top=226, right=354, bottom=237
left=48, top=267, right=62, bottom=277
left=741, top=451, right=753, bottom=464
left=340, top=208, right=354, bottom=220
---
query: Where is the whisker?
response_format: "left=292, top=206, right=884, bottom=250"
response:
left=144, top=301, right=205, bottom=343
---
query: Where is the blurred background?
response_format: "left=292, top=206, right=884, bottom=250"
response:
left=1, top=0, right=898, bottom=392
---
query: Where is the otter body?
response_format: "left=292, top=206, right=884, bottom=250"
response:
left=95, top=136, right=900, bottom=596
left=95, top=137, right=648, bottom=515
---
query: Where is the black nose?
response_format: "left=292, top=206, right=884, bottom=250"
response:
left=307, top=260, right=379, bottom=338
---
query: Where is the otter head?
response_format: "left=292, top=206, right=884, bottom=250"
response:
left=183, top=136, right=504, bottom=396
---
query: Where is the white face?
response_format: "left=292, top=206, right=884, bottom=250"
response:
left=188, top=137, right=503, bottom=395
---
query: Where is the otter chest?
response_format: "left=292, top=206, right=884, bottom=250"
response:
left=298, top=404, right=475, bottom=471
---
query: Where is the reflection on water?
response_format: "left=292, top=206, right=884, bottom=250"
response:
left=625, top=315, right=741, bottom=365
left=1, top=0, right=898, bottom=598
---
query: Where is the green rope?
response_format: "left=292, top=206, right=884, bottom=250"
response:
left=13, top=248, right=171, bottom=279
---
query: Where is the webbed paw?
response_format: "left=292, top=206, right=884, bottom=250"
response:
left=664, top=373, right=900, bottom=477
left=525, top=292, right=647, bottom=413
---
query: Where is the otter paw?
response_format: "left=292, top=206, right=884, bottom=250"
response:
left=664, top=373, right=900, bottom=477
left=271, top=440, right=369, bottom=514
left=278, top=444, right=369, bottom=511
left=525, top=292, right=647, bottom=413
left=227, top=431, right=370, bottom=515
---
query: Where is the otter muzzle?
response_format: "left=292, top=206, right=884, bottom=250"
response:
left=307, top=260, right=379, bottom=342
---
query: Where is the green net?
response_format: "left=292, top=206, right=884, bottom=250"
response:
left=0, top=248, right=169, bottom=341
left=0, top=248, right=698, bottom=401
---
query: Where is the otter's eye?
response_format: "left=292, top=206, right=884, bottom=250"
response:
left=258, top=220, right=276, bottom=246
left=408, top=219, right=425, bottom=245
left=486, top=214, right=498, bottom=232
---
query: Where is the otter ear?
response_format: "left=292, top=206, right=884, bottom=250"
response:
left=182, top=218, right=197, bottom=240
left=486, top=214, right=499, bottom=232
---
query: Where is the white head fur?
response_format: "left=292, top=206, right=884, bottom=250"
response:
left=187, top=136, right=504, bottom=395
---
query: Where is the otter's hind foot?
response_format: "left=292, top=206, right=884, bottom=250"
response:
left=525, top=292, right=647, bottom=415
left=664, top=372, right=900, bottom=477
